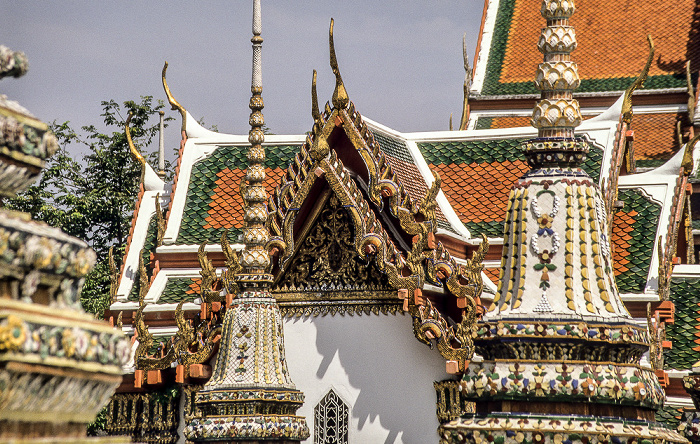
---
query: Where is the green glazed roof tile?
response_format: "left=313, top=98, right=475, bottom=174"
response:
left=175, top=144, right=300, bottom=245
left=665, top=277, right=700, bottom=370
left=158, top=277, right=199, bottom=304
left=655, top=405, right=685, bottom=430
left=613, top=188, right=661, bottom=294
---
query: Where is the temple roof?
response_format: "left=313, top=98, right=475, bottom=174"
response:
left=472, top=0, right=700, bottom=97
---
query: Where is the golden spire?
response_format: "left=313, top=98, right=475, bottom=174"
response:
left=239, top=0, right=270, bottom=275
left=329, top=18, right=349, bottom=110
left=185, top=2, right=309, bottom=440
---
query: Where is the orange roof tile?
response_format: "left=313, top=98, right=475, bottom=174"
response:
left=187, top=278, right=202, bottom=295
left=432, top=160, right=529, bottom=224
left=203, top=167, right=285, bottom=230
left=501, top=0, right=699, bottom=85
left=632, top=112, right=682, bottom=161
left=611, top=209, right=638, bottom=275
left=490, top=116, right=532, bottom=128
left=384, top=154, right=450, bottom=224
left=484, top=267, right=501, bottom=283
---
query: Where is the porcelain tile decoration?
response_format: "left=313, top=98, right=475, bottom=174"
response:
left=0, top=45, right=129, bottom=443
left=439, top=1, right=687, bottom=442
left=184, top=1, right=309, bottom=441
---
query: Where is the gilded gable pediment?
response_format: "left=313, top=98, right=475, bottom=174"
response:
left=272, top=194, right=399, bottom=317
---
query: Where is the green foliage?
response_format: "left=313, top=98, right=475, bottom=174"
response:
left=86, top=405, right=108, bottom=436
left=6, top=96, right=174, bottom=317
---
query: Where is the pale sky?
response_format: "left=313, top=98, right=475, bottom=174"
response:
left=2, top=2, right=484, bottom=156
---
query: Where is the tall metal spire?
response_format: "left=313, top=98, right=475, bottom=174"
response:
left=184, top=1, right=309, bottom=440
left=242, top=0, right=269, bottom=276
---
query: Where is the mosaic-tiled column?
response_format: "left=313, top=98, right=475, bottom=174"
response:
left=184, top=1, right=309, bottom=442
left=438, top=1, right=687, bottom=443
left=0, top=45, right=130, bottom=443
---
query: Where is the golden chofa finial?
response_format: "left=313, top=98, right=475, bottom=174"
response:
left=125, top=112, right=145, bottom=167
left=310, top=68, right=330, bottom=160
left=682, top=132, right=700, bottom=175
left=162, top=61, right=187, bottom=132
left=459, top=33, right=471, bottom=131
left=311, top=69, right=321, bottom=124
left=622, top=35, right=655, bottom=124
left=329, top=18, right=349, bottom=110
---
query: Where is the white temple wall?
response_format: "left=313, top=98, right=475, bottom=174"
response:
left=284, top=313, right=449, bottom=444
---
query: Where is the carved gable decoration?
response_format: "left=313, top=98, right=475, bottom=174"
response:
left=272, top=194, right=398, bottom=317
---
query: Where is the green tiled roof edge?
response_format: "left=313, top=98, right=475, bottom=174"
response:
left=418, top=140, right=601, bottom=235
left=614, top=188, right=661, bottom=294
left=479, top=0, right=685, bottom=95
left=655, top=405, right=685, bottom=431
left=475, top=117, right=494, bottom=130
left=417, top=139, right=601, bottom=182
left=127, top=215, right=159, bottom=302
left=484, top=74, right=686, bottom=96
left=481, top=0, right=516, bottom=96
left=419, top=139, right=526, bottom=164
left=665, top=277, right=700, bottom=370
left=159, top=277, right=198, bottom=305
left=371, top=131, right=413, bottom=163
left=637, top=159, right=671, bottom=169
left=175, top=144, right=299, bottom=245
left=465, top=220, right=504, bottom=238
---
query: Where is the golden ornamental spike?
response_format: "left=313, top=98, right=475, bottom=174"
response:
left=137, top=252, right=148, bottom=306
left=162, top=61, right=187, bottom=132
left=125, top=112, right=145, bottom=167
left=682, top=131, right=700, bottom=175
left=449, top=113, right=453, bottom=131
left=329, top=18, right=349, bottom=110
left=311, top=69, right=321, bottom=124
left=622, top=35, right=655, bottom=124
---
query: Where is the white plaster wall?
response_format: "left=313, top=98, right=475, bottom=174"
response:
left=283, top=313, right=450, bottom=444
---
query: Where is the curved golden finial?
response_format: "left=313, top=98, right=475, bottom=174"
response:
left=162, top=61, right=187, bottom=132
left=329, top=18, right=349, bottom=110
left=311, top=69, right=321, bottom=124
left=459, top=33, right=471, bottom=131
left=682, top=131, right=700, bottom=175
left=622, top=35, right=655, bottom=124
left=449, top=113, right=453, bottom=131
left=687, top=61, right=696, bottom=122
left=125, top=112, right=145, bottom=166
